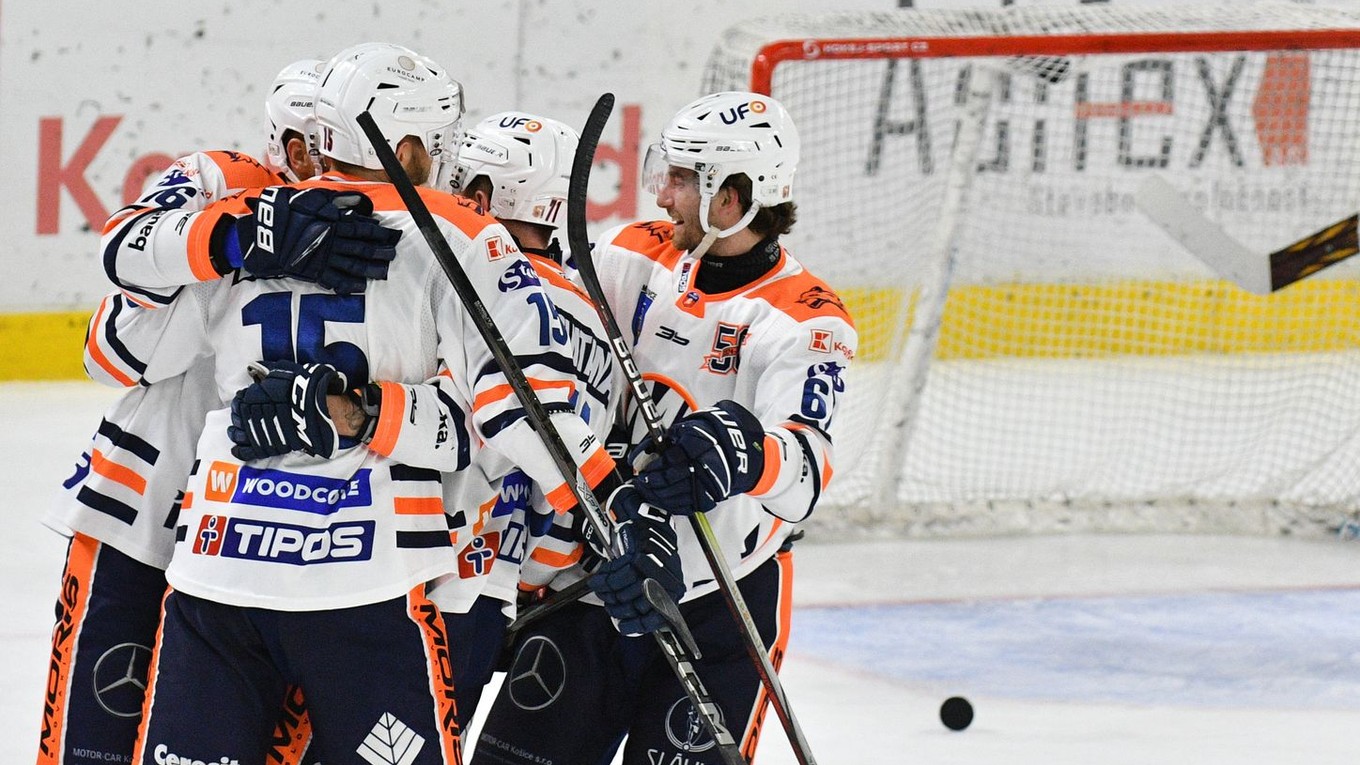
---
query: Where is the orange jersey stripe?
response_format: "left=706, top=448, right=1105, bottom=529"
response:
left=760, top=518, right=785, bottom=551
left=87, top=299, right=137, bottom=387
left=529, top=545, right=582, bottom=569
left=395, top=497, right=445, bottom=516
left=543, top=482, right=576, bottom=513
left=187, top=192, right=250, bottom=282
left=186, top=208, right=227, bottom=281
left=118, top=288, right=160, bottom=310
left=749, top=434, right=782, bottom=497
left=580, top=447, right=616, bottom=493
left=90, top=449, right=148, bottom=495
left=367, top=381, right=409, bottom=457
left=641, top=372, right=699, bottom=410
left=472, top=379, right=576, bottom=413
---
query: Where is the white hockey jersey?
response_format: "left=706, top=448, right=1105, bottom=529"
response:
left=50, top=151, right=281, bottom=570
left=428, top=252, right=619, bottom=617
left=103, top=175, right=614, bottom=611
left=558, top=220, right=857, bottom=602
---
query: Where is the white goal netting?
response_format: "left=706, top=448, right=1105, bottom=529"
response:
left=703, top=3, right=1360, bottom=537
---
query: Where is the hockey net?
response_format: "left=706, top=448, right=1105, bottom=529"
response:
left=703, top=2, right=1360, bottom=538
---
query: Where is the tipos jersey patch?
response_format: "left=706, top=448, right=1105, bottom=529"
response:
left=192, top=515, right=374, bottom=565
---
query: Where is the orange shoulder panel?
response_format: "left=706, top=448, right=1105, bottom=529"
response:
left=202, top=151, right=283, bottom=191
left=609, top=221, right=684, bottom=268
left=747, top=269, right=855, bottom=327
left=330, top=182, right=497, bottom=239
left=528, top=255, right=591, bottom=302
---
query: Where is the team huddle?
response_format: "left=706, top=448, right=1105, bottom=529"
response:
left=38, top=42, right=856, bottom=765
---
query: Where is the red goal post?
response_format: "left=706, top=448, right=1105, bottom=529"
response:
left=702, top=4, right=1360, bottom=538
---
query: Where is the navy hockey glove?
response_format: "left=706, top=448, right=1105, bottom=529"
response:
left=228, top=361, right=347, bottom=461
left=633, top=400, right=767, bottom=516
left=217, top=187, right=401, bottom=294
left=587, top=483, right=686, bottom=636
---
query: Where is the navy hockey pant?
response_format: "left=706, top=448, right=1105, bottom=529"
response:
left=472, top=549, right=794, bottom=765
left=37, top=533, right=165, bottom=765
left=135, top=586, right=463, bottom=765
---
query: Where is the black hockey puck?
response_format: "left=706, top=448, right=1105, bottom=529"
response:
left=940, top=696, right=973, bottom=731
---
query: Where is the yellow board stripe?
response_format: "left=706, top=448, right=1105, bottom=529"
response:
left=4, top=278, right=1359, bottom=380
left=1, top=311, right=91, bottom=381
left=843, top=277, right=1360, bottom=362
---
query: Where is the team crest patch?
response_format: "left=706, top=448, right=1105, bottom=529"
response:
left=797, top=285, right=845, bottom=312
left=809, top=329, right=833, bottom=353
left=703, top=322, right=748, bottom=375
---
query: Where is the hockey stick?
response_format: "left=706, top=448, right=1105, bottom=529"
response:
left=355, top=112, right=746, bottom=765
left=568, top=93, right=818, bottom=765
left=504, top=577, right=590, bottom=637
left=1135, top=175, right=1360, bottom=294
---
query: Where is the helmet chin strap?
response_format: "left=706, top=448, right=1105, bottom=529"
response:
left=690, top=196, right=761, bottom=260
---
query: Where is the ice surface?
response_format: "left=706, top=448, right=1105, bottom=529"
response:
left=4, top=382, right=1358, bottom=764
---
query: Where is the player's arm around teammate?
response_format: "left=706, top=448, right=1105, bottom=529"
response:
left=471, top=92, right=855, bottom=765
left=129, top=44, right=628, bottom=765
left=37, top=58, right=381, bottom=765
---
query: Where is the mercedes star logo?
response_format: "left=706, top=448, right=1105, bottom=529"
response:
left=92, top=642, right=152, bottom=718
left=507, top=636, right=566, bottom=711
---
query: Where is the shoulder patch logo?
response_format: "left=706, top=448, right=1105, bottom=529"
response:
left=809, top=329, right=833, bottom=353
left=797, top=285, right=845, bottom=312
left=487, top=235, right=507, bottom=261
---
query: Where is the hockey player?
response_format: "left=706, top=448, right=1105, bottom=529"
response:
left=429, top=111, right=620, bottom=725
left=472, top=92, right=856, bottom=765
left=36, top=58, right=396, bottom=765
left=113, top=43, right=630, bottom=764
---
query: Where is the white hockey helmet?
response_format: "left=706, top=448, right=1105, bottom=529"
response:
left=445, top=112, right=580, bottom=228
left=314, top=42, right=463, bottom=182
left=643, top=91, right=800, bottom=238
left=263, top=58, right=324, bottom=182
